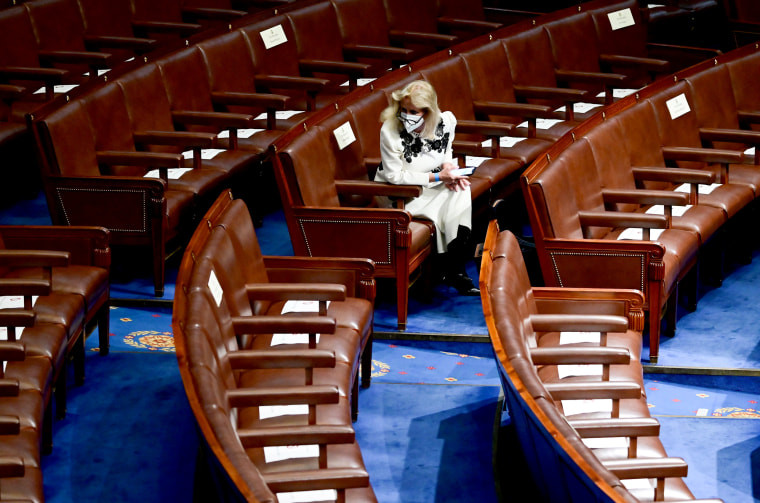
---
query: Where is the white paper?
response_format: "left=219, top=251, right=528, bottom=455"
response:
left=562, top=398, right=612, bottom=416
left=674, top=182, right=719, bottom=195
left=451, top=167, right=474, bottom=176
left=596, top=88, right=639, bottom=99
left=270, top=333, right=321, bottom=346
left=259, top=404, right=309, bottom=420
left=555, top=102, right=602, bottom=114
left=144, top=168, right=192, bottom=180
left=557, top=364, right=603, bottom=379
left=480, top=136, right=526, bottom=148
left=264, top=444, right=318, bottom=463
left=181, top=149, right=224, bottom=160
left=465, top=156, right=491, bottom=167
left=208, top=270, right=223, bottom=307
left=260, top=25, right=288, bottom=49
left=277, top=489, right=338, bottom=503
left=645, top=204, right=692, bottom=217
left=281, top=300, right=328, bottom=314
left=608, top=8, right=635, bottom=30
left=340, top=78, right=376, bottom=87
left=33, top=84, right=78, bottom=95
left=745, top=147, right=755, bottom=155
left=517, top=118, right=562, bottom=130
left=333, top=122, right=356, bottom=150
left=617, top=228, right=665, bottom=241
left=217, top=129, right=264, bottom=139
left=559, top=331, right=601, bottom=344
left=254, top=110, right=304, bottom=121
left=583, top=436, right=629, bottom=449
left=666, top=93, right=691, bottom=120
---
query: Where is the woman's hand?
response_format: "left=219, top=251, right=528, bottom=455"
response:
left=439, top=162, right=471, bottom=192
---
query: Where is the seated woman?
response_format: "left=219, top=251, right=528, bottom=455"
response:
left=375, top=80, right=479, bottom=295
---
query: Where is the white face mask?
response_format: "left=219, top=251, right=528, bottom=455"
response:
left=398, top=112, right=424, bottom=134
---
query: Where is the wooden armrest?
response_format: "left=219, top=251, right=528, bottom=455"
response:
left=0, top=379, right=20, bottom=398
left=599, top=53, right=670, bottom=72
left=262, top=467, right=370, bottom=493
left=0, top=309, right=36, bottom=329
left=335, top=180, right=422, bottom=199
left=299, top=59, right=370, bottom=77
left=228, top=349, right=336, bottom=370
left=529, top=313, right=630, bottom=334
left=436, top=17, right=501, bottom=32
left=131, top=20, right=201, bottom=35
left=83, top=35, right=156, bottom=53
left=601, top=188, right=689, bottom=206
left=171, top=110, right=253, bottom=129
left=245, top=283, right=347, bottom=302
left=238, top=424, right=355, bottom=448
left=0, top=456, right=24, bottom=478
left=0, top=249, right=70, bottom=268
left=342, top=43, right=415, bottom=62
left=211, top=91, right=289, bottom=109
left=513, top=84, right=588, bottom=102
left=529, top=346, right=630, bottom=366
left=737, top=110, right=760, bottom=124
left=554, top=69, right=627, bottom=85
left=0, top=278, right=51, bottom=297
left=134, top=130, right=215, bottom=149
left=226, top=385, right=340, bottom=407
left=388, top=29, right=457, bottom=48
left=473, top=100, right=557, bottom=120
left=231, top=315, right=337, bottom=336
left=631, top=166, right=715, bottom=185
left=37, top=50, right=110, bottom=67
left=699, top=127, right=760, bottom=146
left=96, top=151, right=183, bottom=169
left=578, top=210, right=668, bottom=229
left=181, top=6, right=246, bottom=21
left=0, top=416, right=20, bottom=436
left=545, top=381, right=642, bottom=401
left=0, top=84, right=26, bottom=99
left=255, top=74, right=329, bottom=92
left=603, top=457, right=688, bottom=479
left=0, top=342, right=25, bottom=362
left=568, top=417, right=660, bottom=438
left=662, top=145, right=744, bottom=165
left=456, top=119, right=513, bottom=137
left=0, top=66, right=67, bottom=84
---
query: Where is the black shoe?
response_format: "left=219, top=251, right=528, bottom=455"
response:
left=444, top=273, right=480, bottom=296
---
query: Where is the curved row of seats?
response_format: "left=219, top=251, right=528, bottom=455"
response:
left=0, top=225, right=110, bottom=501
left=172, top=189, right=376, bottom=501
left=520, top=42, right=760, bottom=363
left=268, top=0, right=722, bottom=331
left=479, top=219, right=724, bottom=502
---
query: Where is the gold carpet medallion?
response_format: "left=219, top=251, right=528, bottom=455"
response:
left=371, top=359, right=390, bottom=378
left=124, top=331, right=175, bottom=352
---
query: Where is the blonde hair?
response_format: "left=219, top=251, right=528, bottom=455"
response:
left=380, top=80, right=441, bottom=139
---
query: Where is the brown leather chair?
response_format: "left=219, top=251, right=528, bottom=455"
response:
left=128, top=0, right=202, bottom=41
left=273, top=127, right=434, bottom=331
left=76, top=0, right=158, bottom=62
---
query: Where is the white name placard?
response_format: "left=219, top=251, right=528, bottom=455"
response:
left=608, top=8, right=635, bottom=30
left=666, top=93, right=691, bottom=120
left=208, top=270, right=223, bottom=307
left=333, top=122, right=356, bottom=150
left=260, top=24, right=287, bottom=49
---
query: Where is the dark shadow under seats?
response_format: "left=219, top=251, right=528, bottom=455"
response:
left=172, top=190, right=377, bottom=500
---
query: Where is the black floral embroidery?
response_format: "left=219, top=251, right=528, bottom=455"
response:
left=399, top=118, right=449, bottom=163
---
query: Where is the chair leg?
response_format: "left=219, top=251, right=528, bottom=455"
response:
left=73, top=332, right=85, bottom=386
left=55, top=371, right=66, bottom=420
left=42, top=401, right=53, bottom=455
left=97, top=302, right=110, bottom=356
left=351, top=368, right=359, bottom=423
left=396, top=277, right=408, bottom=331
left=152, top=232, right=166, bottom=297
left=361, top=334, right=373, bottom=389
